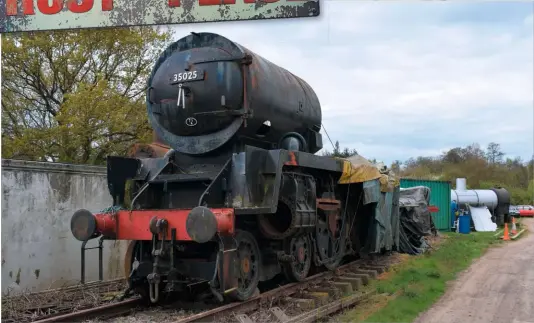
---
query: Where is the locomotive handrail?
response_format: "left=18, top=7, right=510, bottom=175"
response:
left=198, top=158, right=232, bottom=207
left=80, top=236, right=105, bottom=285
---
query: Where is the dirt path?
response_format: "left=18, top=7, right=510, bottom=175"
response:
left=414, top=218, right=534, bottom=323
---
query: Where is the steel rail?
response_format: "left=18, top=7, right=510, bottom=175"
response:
left=174, top=258, right=372, bottom=323
left=32, top=297, right=142, bottom=323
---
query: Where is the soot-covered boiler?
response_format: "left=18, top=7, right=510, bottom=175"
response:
left=147, top=32, right=323, bottom=157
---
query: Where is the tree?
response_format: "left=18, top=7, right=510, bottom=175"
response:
left=390, top=160, right=402, bottom=174
left=462, top=143, right=486, bottom=160
left=322, top=140, right=358, bottom=158
left=486, top=142, right=505, bottom=164
left=1, top=27, right=172, bottom=164
left=442, top=147, right=465, bottom=164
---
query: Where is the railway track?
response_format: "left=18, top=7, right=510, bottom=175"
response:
left=175, top=256, right=395, bottom=323
left=1, top=278, right=128, bottom=323
left=21, top=253, right=401, bottom=323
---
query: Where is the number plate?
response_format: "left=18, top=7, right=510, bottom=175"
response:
left=170, top=70, right=204, bottom=84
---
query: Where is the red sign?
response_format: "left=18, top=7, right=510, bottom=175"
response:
left=6, top=0, right=113, bottom=16
left=1, top=0, right=320, bottom=33
left=428, top=206, right=440, bottom=213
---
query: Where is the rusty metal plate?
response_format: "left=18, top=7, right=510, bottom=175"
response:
left=1, top=0, right=320, bottom=33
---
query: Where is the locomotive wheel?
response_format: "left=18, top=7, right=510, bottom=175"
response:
left=282, top=234, right=312, bottom=282
left=322, top=243, right=344, bottom=271
left=316, top=218, right=345, bottom=271
left=228, top=230, right=261, bottom=301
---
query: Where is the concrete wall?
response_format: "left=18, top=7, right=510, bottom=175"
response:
left=1, top=159, right=128, bottom=295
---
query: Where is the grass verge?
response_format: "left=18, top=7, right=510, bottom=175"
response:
left=337, top=232, right=502, bottom=323
left=512, top=218, right=530, bottom=240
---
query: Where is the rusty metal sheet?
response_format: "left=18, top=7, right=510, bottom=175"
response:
left=0, top=0, right=320, bottom=33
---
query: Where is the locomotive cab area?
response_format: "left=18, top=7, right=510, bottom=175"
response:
left=69, top=32, right=399, bottom=305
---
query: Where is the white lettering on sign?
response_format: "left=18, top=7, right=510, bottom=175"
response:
left=173, top=71, right=199, bottom=82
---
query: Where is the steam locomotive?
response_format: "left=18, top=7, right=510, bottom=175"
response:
left=70, top=32, right=397, bottom=303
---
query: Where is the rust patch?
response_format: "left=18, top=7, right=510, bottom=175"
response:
left=242, top=257, right=250, bottom=274
left=327, top=209, right=339, bottom=236
left=250, top=62, right=258, bottom=89
left=251, top=73, right=257, bottom=88
left=316, top=198, right=341, bottom=210
left=298, top=246, right=305, bottom=262
left=284, top=151, right=298, bottom=166
left=317, top=198, right=341, bottom=237
left=127, top=141, right=170, bottom=158
left=123, top=240, right=137, bottom=279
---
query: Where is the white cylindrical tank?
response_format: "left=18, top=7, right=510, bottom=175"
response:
left=451, top=189, right=498, bottom=210
left=451, top=178, right=498, bottom=210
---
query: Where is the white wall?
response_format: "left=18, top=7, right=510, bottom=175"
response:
left=1, top=159, right=128, bottom=295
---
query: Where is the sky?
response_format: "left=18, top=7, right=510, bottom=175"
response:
left=168, top=1, right=533, bottom=165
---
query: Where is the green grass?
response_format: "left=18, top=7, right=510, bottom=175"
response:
left=338, top=232, right=502, bottom=323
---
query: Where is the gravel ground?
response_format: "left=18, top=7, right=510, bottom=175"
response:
left=2, top=280, right=127, bottom=323
left=414, top=218, right=534, bottom=323
left=83, top=307, right=200, bottom=323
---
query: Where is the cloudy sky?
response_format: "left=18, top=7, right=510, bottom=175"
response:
left=169, top=1, right=533, bottom=165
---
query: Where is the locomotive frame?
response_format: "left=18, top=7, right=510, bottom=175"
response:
left=70, top=32, right=398, bottom=304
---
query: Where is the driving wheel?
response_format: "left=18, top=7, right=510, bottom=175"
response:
left=316, top=213, right=345, bottom=271
left=228, top=230, right=261, bottom=301
left=282, top=234, right=312, bottom=282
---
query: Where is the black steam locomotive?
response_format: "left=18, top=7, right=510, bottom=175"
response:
left=70, top=32, right=392, bottom=303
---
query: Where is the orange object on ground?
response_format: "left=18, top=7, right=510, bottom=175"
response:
left=502, top=223, right=511, bottom=241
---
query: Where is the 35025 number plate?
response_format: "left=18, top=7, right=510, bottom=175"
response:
left=170, top=71, right=204, bottom=84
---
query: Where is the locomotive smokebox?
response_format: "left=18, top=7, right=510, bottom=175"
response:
left=146, top=32, right=323, bottom=156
